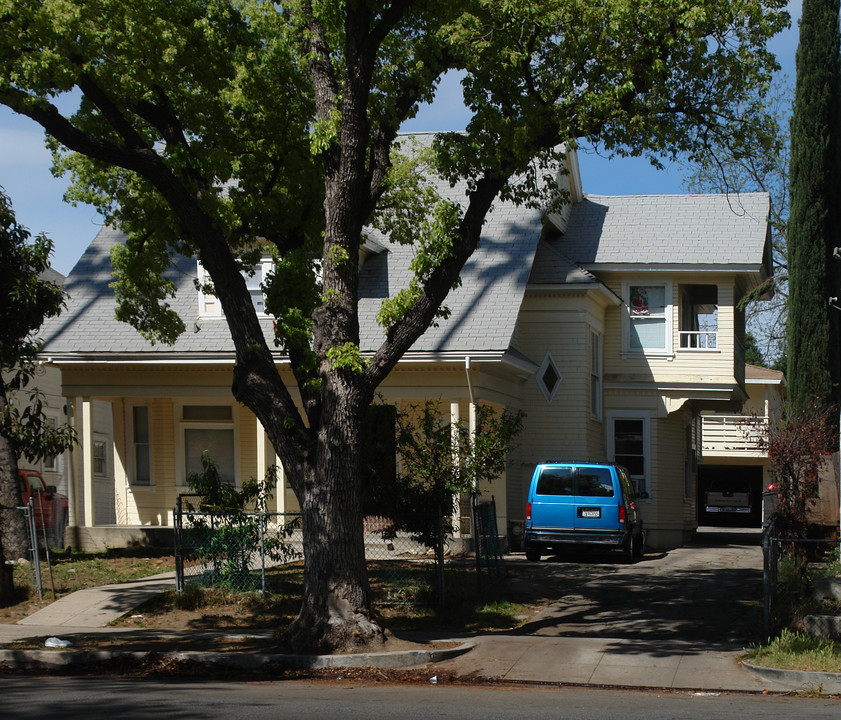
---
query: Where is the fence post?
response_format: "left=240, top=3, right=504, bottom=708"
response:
left=27, top=500, right=42, bottom=601
left=761, top=524, right=771, bottom=641
left=435, top=503, right=446, bottom=608
left=174, top=495, right=183, bottom=594
left=472, top=494, right=483, bottom=587
left=260, top=511, right=267, bottom=597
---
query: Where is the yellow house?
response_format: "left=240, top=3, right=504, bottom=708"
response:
left=39, top=147, right=772, bottom=551
left=699, top=364, right=785, bottom=527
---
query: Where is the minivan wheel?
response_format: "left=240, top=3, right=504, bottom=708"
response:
left=525, top=548, right=541, bottom=562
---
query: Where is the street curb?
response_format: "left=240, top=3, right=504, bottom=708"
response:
left=0, top=640, right=475, bottom=672
left=742, top=661, right=841, bottom=694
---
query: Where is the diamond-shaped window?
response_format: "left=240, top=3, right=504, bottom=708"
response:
left=537, top=353, right=562, bottom=404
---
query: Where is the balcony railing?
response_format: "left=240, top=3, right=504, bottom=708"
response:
left=702, top=414, right=766, bottom=455
left=679, top=330, right=717, bottom=350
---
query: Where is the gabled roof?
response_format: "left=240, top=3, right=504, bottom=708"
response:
left=557, top=193, right=770, bottom=268
left=39, top=155, right=773, bottom=363
left=40, top=171, right=544, bottom=359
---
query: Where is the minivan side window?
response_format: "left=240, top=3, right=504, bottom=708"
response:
left=536, top=467, right=574, bottom=496
left=577, top=468, right=615, bottom=497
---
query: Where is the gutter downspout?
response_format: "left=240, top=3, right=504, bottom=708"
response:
left=464, top=356, right=475, bottom=406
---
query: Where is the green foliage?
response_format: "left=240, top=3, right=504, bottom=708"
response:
left=744, top=331, right=767, bottom=367
left=184, top=453, right=300, bottom=591
left=786, top=0, right=841, bottom=409
left=325, top=342, right=369, bottom=374
left=0, top=189, right=76, bottom=463
left=0, top=190, right=65, bottom=372
left=768, top=548, right=841, bottom=637
left=363, top=400, right=524, bottom=549
left=756, top=401, right=835, bottom=540
left=110, top=238, right=185, bottom=346
left=747, top=629, right=841, bottom=673
left=264, top=249, right=320, bottom=356
left=0, top=0, right=791, bottom=641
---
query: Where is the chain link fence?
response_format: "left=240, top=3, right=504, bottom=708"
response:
left=762, top=519, right=841, bottom=640
left=174, top=493, right=507, bottom=608
left=0, top=499, right=57, bottom=600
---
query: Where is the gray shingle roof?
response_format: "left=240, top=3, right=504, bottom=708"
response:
left=40, top=167, right=543, bottom=357
left=39, top=164, right=771, bottom=360
left=558, top=193, right=770, bottom=266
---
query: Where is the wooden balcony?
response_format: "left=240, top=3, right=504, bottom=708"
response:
left=701, top=414, right=766, bottom=458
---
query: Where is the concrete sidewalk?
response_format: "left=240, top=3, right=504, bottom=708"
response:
left=15, top=571, right=176, bottom=628
left=1, top=530, right=838, bottom=694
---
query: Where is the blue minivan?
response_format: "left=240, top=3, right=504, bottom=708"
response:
left=523, top=462, right=645, bottom=562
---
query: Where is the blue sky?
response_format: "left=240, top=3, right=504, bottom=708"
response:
left=0, top=2, right=801, bottom=276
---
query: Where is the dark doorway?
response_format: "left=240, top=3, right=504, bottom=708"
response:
left=698, top=465, right=764, bottom=528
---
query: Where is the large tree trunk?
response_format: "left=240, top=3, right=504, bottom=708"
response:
left=283, top=384, right=384, bottom=653
left=0, top=382, right=29, bottom=561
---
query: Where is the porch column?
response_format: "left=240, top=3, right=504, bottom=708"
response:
left=450, top=400, right=461, bottom=538
left=81, top=397, right=95, bottom=527
left=256, top=418, right=266, bottom=505
left=468, top=399, right=478, bottom=536
left=66, top=396, right=78, bottom=527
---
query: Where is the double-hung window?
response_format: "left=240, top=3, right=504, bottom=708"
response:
left=608, top=413, right=650, bottom=497
left=128, top=405, right=152, bottom=486
left=42, top=415, right=60, bottom=473
left=197, top=257, right=273, bottom=318
left=178, top=404, right=238, bottom=487
left=589, top=329, right=602, bottom=420
left=624, top=281, right=672, bottom=356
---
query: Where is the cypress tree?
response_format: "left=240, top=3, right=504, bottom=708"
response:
left=787, top=0, right=841, bottom=409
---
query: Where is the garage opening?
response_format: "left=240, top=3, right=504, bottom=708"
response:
left=698, top=465, right=763, bottom=528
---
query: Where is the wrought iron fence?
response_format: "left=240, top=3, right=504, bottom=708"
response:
left=762, top=519, right=841, bottom=640
left=473, top=496, right=507, bottom=588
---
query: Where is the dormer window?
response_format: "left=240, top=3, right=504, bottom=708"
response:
left=197, top=257, right=274, bottom=318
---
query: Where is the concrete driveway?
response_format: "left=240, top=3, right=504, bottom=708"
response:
left=505, top=526, right=764, bottom=650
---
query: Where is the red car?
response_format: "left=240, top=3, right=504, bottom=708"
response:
left=18, top=469, right=69, bottom=548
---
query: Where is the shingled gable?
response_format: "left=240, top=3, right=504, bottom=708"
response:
left=39, top=171, right=547, bottom=362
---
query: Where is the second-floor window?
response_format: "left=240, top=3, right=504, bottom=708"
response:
left=197, top=258, right=273, bottom=317
left=625, top=282, right=672, bottom=355
left=679, top=285, right=718, bottom=350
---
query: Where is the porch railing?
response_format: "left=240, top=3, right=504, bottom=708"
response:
left=679, top=330, right=717, bottom=350
left=701, top=414, right=765, bottom=454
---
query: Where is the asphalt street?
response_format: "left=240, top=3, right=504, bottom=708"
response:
left=2, top=677, right=840, bottom=720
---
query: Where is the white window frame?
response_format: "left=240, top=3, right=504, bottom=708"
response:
left=175, top=401, right=240, bottom=488
left=589, top=328, right=602, bottom=421
left=93, top=434, right=109, bottom=477
left=41, top=412, right=61, bottom=474
left=125, top=402, right=153, bottom=487
left=197, top=257, right=274, bottom=318
left=537, top=352, right=562, bottom=405
left=607, top=411, right=651, bottom=497
left=622, top=280, right=673, bottom=358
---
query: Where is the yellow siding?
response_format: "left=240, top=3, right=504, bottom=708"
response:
left=239, top=405, right=258, bottom=485
left=600, top=273, right=740, bottom=386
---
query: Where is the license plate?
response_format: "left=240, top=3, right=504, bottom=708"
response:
left=579, top=508, right=601, bottom=518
